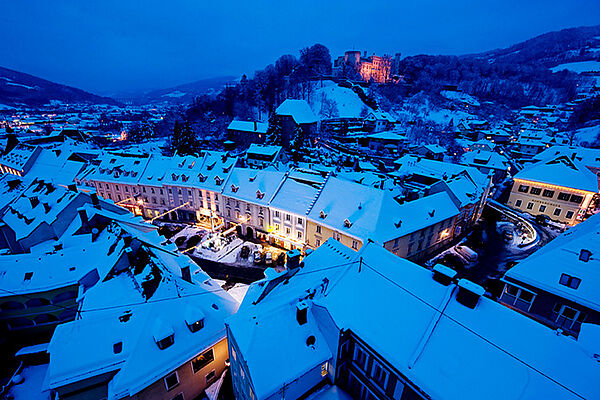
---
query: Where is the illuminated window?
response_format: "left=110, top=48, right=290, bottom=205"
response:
left=192, top=349, right=214, bottom=373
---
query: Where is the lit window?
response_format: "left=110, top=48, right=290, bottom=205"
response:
left=192, top=349, right=215, bottom=373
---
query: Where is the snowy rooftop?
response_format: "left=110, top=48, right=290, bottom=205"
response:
left=227, top=120, right=268, bottom=134
left=514, top=155, right=599, bottom=193
left=45, top=232, right=239, bottom=399
left=461, top=150, right=510, bottom=171
left=246, top=143, right=282, bottom=158
left=276, top=99, right=317, bottom=124
left=230, top=239, right=600, bottom=400
left=505, top=213, right=600, bottom=311
left=393, top=155, right=489, bottom=188
left=269, top=169, right=325, bottom=215
left=222, top=168, right=286, bottom=206
left=534, top=145, right=600, bottom=170
left=0, top=143, right=40, bottom=171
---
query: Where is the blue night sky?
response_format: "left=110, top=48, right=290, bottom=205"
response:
left=1, top=0, right=598, bottom=94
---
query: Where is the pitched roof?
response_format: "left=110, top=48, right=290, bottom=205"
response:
left=514, top=155, right=599, bottom=193
left=275, top=99, right=317, bottom=124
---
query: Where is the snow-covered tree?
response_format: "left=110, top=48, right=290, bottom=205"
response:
left=319, top=94, right=339, bottom=120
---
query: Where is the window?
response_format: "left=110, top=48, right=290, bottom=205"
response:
left=559, top=273, right=581, bottom=289
left=316, top=225, right=321, bottom=234
left=125, top=187, right=129, bottom=193
left=164, top=372, right=179, bottom=391
left=570, top=195, right=583, bottom=204
left=192, top=349, right=214, bottom=373
left=286, top=227, right=291, bottom=235
left=517, top=185, right=529, bottom=193
left=117, top=195, right=122, bottom=201
left=554, top=304, right=586, bottom=331
left=297, top=231, right=303, bottom=239
left=557, top=192, right=571, bottom=201
left=171, top=394, right=184, bottom=400
left=187, top=318, right=204, bottom=333
left=371, top=361, right=389, bottom=389
left=515, top=199, right=522, bottom=208
left=274, top=210, right=280, bottom=218
left=580, top=249, right=592, bottom=262
left=526, top=202, right=534, bottom=210
left=502, top=285, right=536, bottom=311
left=553, top=208, right=562, bottom=216
left=542, top=189, right=555, bottom=198
left=157, top=335, right=174, bottom=350
left=565, top=211, right=574, bottom=219
left=530, top=187, right=542, bottom=195
left=539, top=204, right=546, bottom=212
left=315, top=239, right=321, bottom=246
left=142, top=187, right=147, bottom=193
left=297, top=217, right=303, bottom=224
left=206, top=370, right=217, bottom=385
left=115, top=185, right=119, bottom=191
left=353, top=346, right=368, bottom=371
left=352, top=240, right=358, bottom=250
left=286, top=214, right=291, bottom=221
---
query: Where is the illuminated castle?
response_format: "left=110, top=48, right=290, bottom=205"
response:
left=334, top=50, right=393, bottom=83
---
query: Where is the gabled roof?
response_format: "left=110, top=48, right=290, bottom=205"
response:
left=505, top=213, right=600, bottom=311
left=514, top=155, right=599, bottom=193
left=229, top=240, right=600, bottom=400
left=227, top=120, right=268, bottom=134
left=275, top=99, right=317, bottom=124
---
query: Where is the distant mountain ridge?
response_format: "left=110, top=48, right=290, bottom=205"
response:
left=0, top=66, right=119, bottom=108
left=119, top=75, right=238, bottom=105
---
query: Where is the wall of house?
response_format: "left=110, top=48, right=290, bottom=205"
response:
left=305, top=219, right=363, bottom=251
left=506, top=179, right=594, bottom=225
left=383, top=217, right=455, bottom=263
left=128, top=338, right=229, bottom=400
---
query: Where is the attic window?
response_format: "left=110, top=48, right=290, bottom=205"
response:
left=134, top=160, right=140, bottom=165
left=579, top=249, right=592, bottom=262
left=215, top=177, right=223, bottom=185
left=231, top=184, right=239, bottom=193
left=249, top=175, right=256, bottom=182
left=319, top=210, right=327, bottom=219
left=172, top=173, right=179, bottom=181
left=394, top=220, right=402, bottom=228
left=343, top=219, right=352, bottom=228
left=181, top=175, right=189, bottom=182
left=559, top=273, right=581, bottom=290
left=156, top=334, right=174, bottom=350
left=153, top=319, right=175, bottom=350
left=24, top=272, right=33, bottom=281
left=198, top=173, right=207, bottom=182
left=113, top=341, right=123, bottom=354
left=256, top=190, right=265, bottom=199
left=185, top=306, right=205, bottom=333
left=206, top=162, right=216, bottom=171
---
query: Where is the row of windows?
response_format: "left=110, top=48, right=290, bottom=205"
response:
left=163, top=349, right=216, bottom=396
left=514, top=199, right=575, bottom=219
left=517, top=185, right=583, bottom=204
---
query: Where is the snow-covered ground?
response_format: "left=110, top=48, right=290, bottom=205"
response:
left=571, top=125, right=600, bottom=146
left=162, top=90, right=186, bottom=98
left=441, top=90, right=481, bottom=107
left=551, top=60, right=600, bottom=73
left=310, top=80, right=374, bottom=119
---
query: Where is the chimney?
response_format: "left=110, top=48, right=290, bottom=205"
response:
left=77, top=207, right=88, bottom=228
left=29, top=196, right=39, bottom=208
left=296, top=301, right=308, bottom=325
left=90, top=191, right=100, bottom=209
left=181, top=265, right=192, bottom=283
left=4, top=133, right=18, bottom=155
left=68, top=183, right=78, bottom=192
left=456, top=279, right=485, bottom=309
left=286, top=249, right=301, bottom=270
left=432, top=264, right=457, bottom=286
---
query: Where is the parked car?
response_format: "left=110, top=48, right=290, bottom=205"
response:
left=265, top=252, right=273, bottom=265
left=240, top=246, right=250, bottom=259
left=455, top=245, right=478, bottom=262
left=253, top=251, right=262, bottom=265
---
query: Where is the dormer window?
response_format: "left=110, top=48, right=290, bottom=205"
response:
left=231, top=184, right=239, bottom=193
left=182, top=175, right=189, bottom=182
left=185, top=305, right=206, bottom=333
left=153, top=319, right=175, bottom=350
left=343, top=218, right=352, bottom=228
left=256, top=190, right=264, bottom=199
left=207, top=162, right=216, bottom=171
left=320, top=210, right=327, bottom=219
left=172, top=173, right=178, bottom=181
left=579, top=249, right=592, bottom=262
left=215, top=176, right=223, bottom=185
left=198, top=173, right=207, bottom=182
left=559, top=273, right=581, bottom=290
left=113, top=341, right=123, bottom=354
left=249, top=175, right=256, bottom=182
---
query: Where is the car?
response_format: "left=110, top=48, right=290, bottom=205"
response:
left=265, top=252, right=273, bottom=265
left=174, top=236, right=186, bottom=247
left=240, top=246, right=250, bottom=259
left=186, top=235, right=201, bottom=248
left=455, top=245, right=478, bottom=262
left=253, top=251, right=262, bottom=265
left=502, top=230, right=514, bottom=242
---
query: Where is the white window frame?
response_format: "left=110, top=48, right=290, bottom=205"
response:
left=164, top=371, right=179, bottom=391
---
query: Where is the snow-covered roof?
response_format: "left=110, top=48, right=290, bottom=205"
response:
left=393, top=155, right=489, bottom=188
left=514, top=155, right=599, bottom=193
left=227, top=120, right=268, bottom=134
left=45, top=234, right=239, bottom=399
left=534, top=146, right=600, bottom=171
left=222, top=168, right=286, bottom=206
left=269, top=170, right=325, bottom=215
left=461, top=150, right=510, bottom=171
left=246, top=144, right=282, bottom=158
left=504, top=213, right=600, bottom=311
left=229, top=239, right=600, bottom=400
left=275, top=99, right=317, bottom=124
